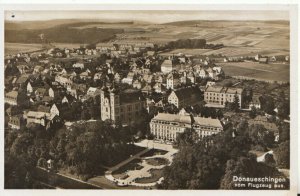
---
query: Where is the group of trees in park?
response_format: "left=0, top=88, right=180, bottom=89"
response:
left=5, top=125, right=51, bottom=188
left=159, top=119, right=289, bottom=189
left=5, top=119, right=146, bottom=187
left=47, top=121, right=141, bottom=180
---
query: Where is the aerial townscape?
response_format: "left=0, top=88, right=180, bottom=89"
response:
left=4, top=12, right=290, bottom=190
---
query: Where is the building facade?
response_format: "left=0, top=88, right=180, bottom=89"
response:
left=166, top=72, right=180, bottom=89
left=100, top=87, right=146, bottom=125
left=168, top=86, right=202, bottom=108
left=5, top=91, right=20, bottom=106
left=204, top=86, right=244, bottom=108
left=150, top=113, right=223, bottom=142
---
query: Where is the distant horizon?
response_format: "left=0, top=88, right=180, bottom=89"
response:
left=5, top=10, right=289, bottom=23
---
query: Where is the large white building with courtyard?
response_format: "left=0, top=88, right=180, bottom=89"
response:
left=149, top=112, right=223, bottom=143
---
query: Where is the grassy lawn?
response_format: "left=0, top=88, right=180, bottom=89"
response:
left=112, top=159, right=143, bottom=179
left=134, top=169, right=164, bottom=184
left=104, top=145, right=146, bottom=167
left=146, top=158, right=169, bottom=166
left=140, top=149, right=168, bottom=158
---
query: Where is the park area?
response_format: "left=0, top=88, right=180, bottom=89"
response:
left=103, top=140, right=178, bottom=188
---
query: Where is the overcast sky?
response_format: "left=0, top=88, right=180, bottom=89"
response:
left=5, top=10, right=289, bottom=23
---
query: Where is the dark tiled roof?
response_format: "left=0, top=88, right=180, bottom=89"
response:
left=174, top=87, right=202, bottom=100
left=37, top=105, right=50, bottom=113
left=120, top=89, right=145, bottom=104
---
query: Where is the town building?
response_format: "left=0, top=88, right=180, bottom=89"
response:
left=168, top=86, right=202, bottom=108
left=193, top=116, right=223, bottom=138
left=5, top=91, right=21, bottom=106
left=249, top=94, right=262, bottom=109
left=8, top=115, right=25, bottom=130
left=55, top=75, right=73, bottom=89
left=161, top=59, right=178, bottom=74
left=150, top=113, right=223, bottom=142
left=204, top=86, right=244, bottom=108
left=166, top=72, right=180, bottom=89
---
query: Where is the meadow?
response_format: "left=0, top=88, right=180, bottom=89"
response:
left=217, top=62, right=289, bottom=82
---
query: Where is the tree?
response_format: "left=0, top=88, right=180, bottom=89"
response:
left=37, top=157, right=47, bottom=168
left=233, top=93, right=240, bottom=112
left=273, top=140, right=290, bottom=168
left=220, top=156, right=286, bottom=189
left=247, top=124, right=274, bottom=148
left=264, top=153, right=276, bottom=166
left=277, top=100, right=289, bottom=120
left=278, top=123, right=290, bottom=142
left=249, top=106, right=257, bottom=118
left=161, top=127, right=252, bottom=189
left=260, top=95, right=275, bottom=114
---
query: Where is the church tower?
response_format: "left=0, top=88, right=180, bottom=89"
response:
left=109, top=87, right=120, bottom=123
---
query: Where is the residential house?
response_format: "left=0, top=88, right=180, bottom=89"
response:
left=72, top=62, right=84, bottom=69
left=199, top=68, right=208, bottom=78
left=168, top=86, right=202, bottom=108
left=141, top=85, right=153, bottom=94
left=8, top=115, right=25, bottom=130
left=166, top=72, right=180, bottom=89
left=259, top=57, right=268, bottom=64
left=33, top=65, right=44, bottom=74
left=35, top=87, right=47, bottom=98
left=27, top=82, right=33, bottom=94
left=153, top=83, right=166, bottom=93
left=79, top=71, right=91, bottom=80
left=161, top=59, right=178, bottom=74
left=55, top=75, right=73, bottom=89
left=133, top=80, right=143, bottom=89
left=5, top=91, right=21, bottom=106
left=249, top=94, right=262, bottom=109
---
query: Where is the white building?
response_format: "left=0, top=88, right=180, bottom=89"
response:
left=150, top=113, right=223, bottom=143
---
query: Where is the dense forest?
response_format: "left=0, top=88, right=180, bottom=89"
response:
left=5, top=23, right=123, bottom=44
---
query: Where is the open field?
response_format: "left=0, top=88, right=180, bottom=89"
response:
left=201, top=46, right=289, bottom=57
left=159, top=48, right=213, bottom=56
left=5, top=42, right=43, bottom=55
left=217, top=62, right=289, bottom=82
left=52, top=42, right=83, bottom=49
left=6, top=20, right=289, bottom=57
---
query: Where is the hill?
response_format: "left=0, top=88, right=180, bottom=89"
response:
left=5, top=22, right=124, bottom=44
left=163, top=20, right=289, bottom=27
